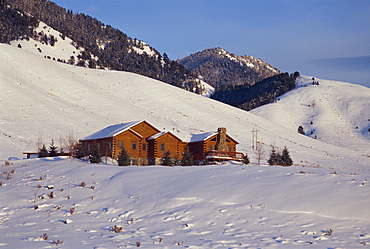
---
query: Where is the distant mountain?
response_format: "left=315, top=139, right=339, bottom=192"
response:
left=178, top=47, right=280, bottom=88
left=1, top=0, right=211, bottom=95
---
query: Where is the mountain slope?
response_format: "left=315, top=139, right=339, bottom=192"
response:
left=250, top=76, right=370, bottom=153
left=0, top=44, right=368, bottom=172
left=178, top=47, right=280, bottom=87
left=3, top=0, right=211, bottom=94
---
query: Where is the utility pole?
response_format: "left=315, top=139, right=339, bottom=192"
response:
left=252, top=128, right=259, bottom=150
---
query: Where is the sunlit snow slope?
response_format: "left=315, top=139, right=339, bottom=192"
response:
left=0, top=44, right=369, bottom=170
left=250, top=76, right=370, bottom=153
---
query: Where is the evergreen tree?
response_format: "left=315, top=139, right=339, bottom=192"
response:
left=298, top=126, right=305, bottom=135
left=75, top=142, right=85, bottom=159
left=117, top=148, right=131, bottom=166
left=281, top=146, right=293, bottom=166
left=243, top=153, right=250, bottom=165
left=180, top=147, right=193, bottom=166
left=38, top=144, right=49, bottom=157
left=162, top=151, right=174, bottom=166
left=89, top=145, right=101, bottom=164
left=49, top=139, right=58, bottom=157
left=267, top=146, right=280, bottom=166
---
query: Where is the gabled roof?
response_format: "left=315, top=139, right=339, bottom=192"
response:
left=148, top=131, right=183, bottom=141
left=188, top=131, right=239, bottom=144
left=81, top=120, right=145, bottom=141
left=189, top=132, right=218, bottom=143
left=147, top=131, right=167, bottom=140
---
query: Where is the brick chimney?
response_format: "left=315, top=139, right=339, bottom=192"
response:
left=215, top=127, right=227, bottom=152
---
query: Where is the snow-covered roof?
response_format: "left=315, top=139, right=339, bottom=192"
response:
left=81, top=120, right=144, bottom=140
left=189, top=132, right=217, bottom=143
left=147, top=131, right=167, bottom=140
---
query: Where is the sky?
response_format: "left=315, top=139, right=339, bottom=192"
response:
left=51, top=0, right=370, bottom=87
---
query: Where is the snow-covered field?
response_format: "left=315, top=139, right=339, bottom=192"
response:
left=1, top=41, right=370, bottom=248
left=1, top=158, right=369, bottom=248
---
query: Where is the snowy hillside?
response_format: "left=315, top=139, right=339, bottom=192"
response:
left=250, top=76, right=370, bottom=154
left=0, top=43, right=369, bottom=170
left=1, top=43, right=370, bottom=248
left=10, top=21, right=97, bottom=67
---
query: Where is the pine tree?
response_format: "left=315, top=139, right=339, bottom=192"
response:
left=180, top=147, right=193, bottom=166
left=268, top=146, right=280, bottom=166
left=162, top=151, right=174, bottom=166
left=49, top=139, right=58, bottom=157
left=243, top=153, right=250, bottom=165
left=38, top=144, right=49, bottom=157
left=298, top=126, right=305, bottom=135
left=280, top=146, right=293, bottom=166
left=89, top=145, right=101, bottom=164
left=117, top=148, right=131, bottom=166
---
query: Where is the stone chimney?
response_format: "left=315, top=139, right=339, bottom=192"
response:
left=215, top=127, right=227, bottom=152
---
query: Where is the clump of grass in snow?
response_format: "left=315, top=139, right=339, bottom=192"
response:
left=52, top=239, right=63, bottom=245
left=111, top=225, right=123, bottom=233
left=40, top=233, right=49, bottom=240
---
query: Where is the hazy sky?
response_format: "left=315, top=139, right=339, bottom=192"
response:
left=52, top=0, right=369, bottom=87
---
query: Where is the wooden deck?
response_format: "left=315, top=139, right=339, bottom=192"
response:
left=205, top=151, right=244, bottom=161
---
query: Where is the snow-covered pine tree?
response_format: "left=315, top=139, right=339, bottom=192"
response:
left=281, top=146, right=293, bottom=166
left=117, top=148, right=131, bottom=166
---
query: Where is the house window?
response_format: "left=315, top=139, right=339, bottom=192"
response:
left=87, top=143, right=91, bottom=152
left=160, top=143, right=165, bottom=151
left=97, top=142, right=101, bottom=150
left=195, top=145, right=199, bottom=154
left=109, top=142, right=112, bottom=150
left=228, top=146, right=232, bottom=152
left=211, top=137, right=217, bottom=141
left=142, top=143, right=147, bottom=151
left=119, top=141, right=124, bottom=149
left=132, top=142, right=137, bottom=150
left=226, top=139, right=231, bottom=142
left=209, top=145, right=213, bottom=151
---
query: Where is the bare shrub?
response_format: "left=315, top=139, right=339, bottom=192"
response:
left=80, top=181, right=86, bottom=188
left=69, top=207, right=75, bottom=214
left=52, top=239, right=63, bottom=245
left=111, top=225, right=123, bottom=233
left=323, top=229, right=333, bottom=236
left=136, top=241, right=141, bottom=247
left=2, top=168, right=15, bottom=180
left=127, top=218, right=134, bottom=225
left=40, top=233, right=49, bottom=240
left=48, top=191, right=55, bottom=199
left=158, top=237, right=163, bottom=243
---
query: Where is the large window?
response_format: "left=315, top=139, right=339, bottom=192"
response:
left=132, top=142, right=137, bottom=150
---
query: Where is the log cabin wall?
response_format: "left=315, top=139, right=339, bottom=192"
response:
left=112, top=130, right=143, bottom=159
left=147, top=132, right=186, bottom=165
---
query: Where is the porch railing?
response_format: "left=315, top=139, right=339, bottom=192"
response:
left=205, top=151, right=244, bottom=161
